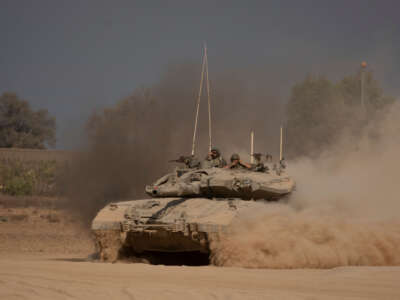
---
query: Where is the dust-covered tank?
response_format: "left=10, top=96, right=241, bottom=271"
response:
left=91, top=47, right=295, bottom=264
left=91, top=159, right=295, bottom=264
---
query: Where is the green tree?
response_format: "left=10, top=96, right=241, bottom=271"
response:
left=337, top=70, right=394, bottom=111
left=285, top=70, right=394, bottom=158
left=286, top=76, right=346, bottom=157
left=0, top=92, right=56, bottom=148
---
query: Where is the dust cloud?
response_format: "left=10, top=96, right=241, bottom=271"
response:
left=63, top=60, right=400, bottom=269
left=63, top=62, right=283, bottom=221
left=211, top=102, right=400, bottom=268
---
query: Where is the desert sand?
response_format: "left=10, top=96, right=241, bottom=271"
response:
left=1, top=202, right=400, bottom=300
left=1, top=253, right=400, bottom=300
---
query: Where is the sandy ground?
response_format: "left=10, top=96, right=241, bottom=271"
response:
left=1, top=254, right=400, bottom=300
left=1, top=198, right=400, bottom=300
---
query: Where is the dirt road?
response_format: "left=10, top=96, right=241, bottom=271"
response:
left=1, top=253, right=400, bottom=300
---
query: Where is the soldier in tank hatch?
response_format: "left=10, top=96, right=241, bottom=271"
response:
left=225, top=153, right=252, bottom=170
left=252, top=153, right=267, bottom=172
left=201, top=147, right=227, bottom=168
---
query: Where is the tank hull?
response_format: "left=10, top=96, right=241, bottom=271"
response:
left=92, top=197, right=275, bottom=261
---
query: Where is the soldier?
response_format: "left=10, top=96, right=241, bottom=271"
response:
left=263, top=154, right=273, bottom=171
left=169, top=155, right=200, bottom=169
left=280, top=157, right=287, bottom=169
left=252, top=153, right=267, bottom=172
left=225, top=153, right=252, bottom=170
left=201, top=147, right=227, bottom=168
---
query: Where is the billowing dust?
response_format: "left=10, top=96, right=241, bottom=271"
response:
left=63, top=63, right=283, bottom=222
left=211, top=102, right=400, bottom=268
left=63, top=62, right=400, bottom=268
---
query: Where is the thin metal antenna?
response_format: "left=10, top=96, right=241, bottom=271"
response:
left=191, top=46, right=206, bottom=156
left=279, top=126, right=283, bottom=161
left=204, top=42, right=212, bottom=152
left=250, top=130, right=254, bottom=164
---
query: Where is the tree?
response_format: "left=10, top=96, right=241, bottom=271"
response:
left=285, top=70, right=394, bottom=159
left=286, top=76, right=345, bottom=157
left=0, top=92, right=56, bottom=149
left=337, top=70, right=394, bottom=111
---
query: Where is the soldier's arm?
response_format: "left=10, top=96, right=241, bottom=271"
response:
left=220, top=158, right=227, bottom=167
left=240, top=161, right=252, bottom=169
left=224, top=161, right=235, bottom=169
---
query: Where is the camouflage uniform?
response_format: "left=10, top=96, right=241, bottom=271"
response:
left=201, top=148, right=227, bottom=168
left=202, top=156, right=227, bottom=168
left=227, top=153, right=251, bottom=170
left=229, top=162, right=248, bottom=170
left=186, top=156, right=201, bottom=169
left=253, top=162, right=267, bottom=172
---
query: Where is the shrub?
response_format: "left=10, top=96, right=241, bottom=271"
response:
left=0, top=159, right=60, bottom=196
left=3, top=176, right=34, bottom=196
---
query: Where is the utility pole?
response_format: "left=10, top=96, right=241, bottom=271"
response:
left=361, top=61, right=367, bottom=111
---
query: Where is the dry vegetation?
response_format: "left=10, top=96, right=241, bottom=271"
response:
left=0, top=196, right=94, bottom=256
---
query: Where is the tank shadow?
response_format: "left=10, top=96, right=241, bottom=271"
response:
left=49, top=253, right=100, bottom=263
left=49, top=257, right=91, bottom=262
left=119, top=246, right=210, bottom=266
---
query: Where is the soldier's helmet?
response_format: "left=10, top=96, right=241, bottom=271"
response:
left=230, top=153, right=240, bottom=162
left=211, top=147, right=221, bottom=157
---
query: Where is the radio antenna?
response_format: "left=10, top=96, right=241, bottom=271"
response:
left=279, top=126, right=283, bottom=161
left=191, top=43, right=213, bottom=155
left=205, top=43, right=212, bottom=152
left=250, top=130, right=254, bottom=163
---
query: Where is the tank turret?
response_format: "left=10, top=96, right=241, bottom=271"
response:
left=145, top=167, right=294, bottom=200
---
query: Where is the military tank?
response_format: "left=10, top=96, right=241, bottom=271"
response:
left=91, top=158, right=295, bottom=264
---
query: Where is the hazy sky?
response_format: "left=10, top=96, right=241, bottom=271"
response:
left=1, top=0, right=399, bottom=148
